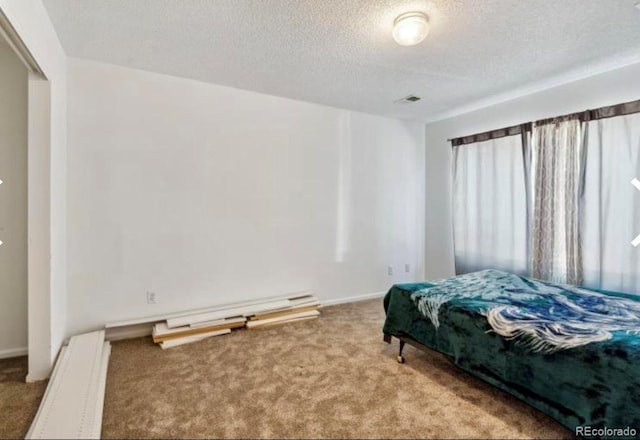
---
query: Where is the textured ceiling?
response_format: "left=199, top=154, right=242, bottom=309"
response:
left=43, top=0, right=640, bottom=121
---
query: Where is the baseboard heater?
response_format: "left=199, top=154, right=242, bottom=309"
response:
left=26, top=330, right=111, bottom=439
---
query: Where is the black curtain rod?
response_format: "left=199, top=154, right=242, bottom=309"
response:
left=449, top=98, right=640, bottom=147
left=449, top=123, right=530, bottom=147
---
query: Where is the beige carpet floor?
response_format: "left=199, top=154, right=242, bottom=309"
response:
left=0, top=356, right=47, bottom=439
left=102, top=299, right=573, bottom=439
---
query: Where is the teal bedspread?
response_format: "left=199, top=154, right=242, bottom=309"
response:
left=382, top=270, right=640, bottom=434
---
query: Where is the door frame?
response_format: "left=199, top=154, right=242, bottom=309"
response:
left=0, top=8, right=53, bottom=382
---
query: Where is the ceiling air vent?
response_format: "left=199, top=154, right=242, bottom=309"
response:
left=395, top=95, right=422, bottom=104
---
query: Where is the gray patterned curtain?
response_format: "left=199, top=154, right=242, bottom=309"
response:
left=530, top=117, right=584, bottom=284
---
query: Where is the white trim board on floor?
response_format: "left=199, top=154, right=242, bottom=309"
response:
left=0, top=346, right=28, bottom=359
left=104, top=291, right=386, bottom=342
left=26, top=330, right=110, bottom=439
left=246, top=310, right=320, bottom=328
left=165, top=299, right=292, bottom=328
left=160, top=328, right=231, bottom=349
left=105, top=291, right=314, bottom=329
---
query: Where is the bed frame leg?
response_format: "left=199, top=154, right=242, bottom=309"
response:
left=397, top=340, right=405, bottom=364
left=383, top=333, right=392, bottom=343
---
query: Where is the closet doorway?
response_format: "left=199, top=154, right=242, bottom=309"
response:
left=0, top=35, right=28, bottom=365
left=0, top=9, right=52, bottom=383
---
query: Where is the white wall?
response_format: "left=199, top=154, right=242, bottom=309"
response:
left=0, top=0, right=67, bottom=380
left=424, top=62, right=640, bottom=279
left=66, top=59, right=425, bottom=335
left=0, top=40, right=27, bottom=358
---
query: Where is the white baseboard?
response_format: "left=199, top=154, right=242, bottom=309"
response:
left=321, top=291, right=386, bottom=307
left=0, top=346, right=28, bottom=360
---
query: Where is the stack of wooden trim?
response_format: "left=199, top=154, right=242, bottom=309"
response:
left=26, top=331, right=111, bottom=439
left=146, top=293, right=321, bottom=348
left=246, top=294, right=320, bottom=329
left=152, top=317, right=246, bottom=349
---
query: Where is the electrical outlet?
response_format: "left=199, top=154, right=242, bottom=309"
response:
left=405, top=263, right=411, bottom=273
left=387, top=265, right=394, bottom=276
left=147, top=291, right=157, bottom=304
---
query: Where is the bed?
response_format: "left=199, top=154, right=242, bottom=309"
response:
left=382, top=269, right=640, bottom=433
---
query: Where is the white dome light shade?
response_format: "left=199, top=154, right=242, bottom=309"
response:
left=392, top=12, right=430, bottom=46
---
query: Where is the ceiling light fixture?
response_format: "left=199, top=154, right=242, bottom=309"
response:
left=392, top=11, right=430, bottom=46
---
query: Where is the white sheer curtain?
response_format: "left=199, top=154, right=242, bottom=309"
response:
left=530, top=118, right=584, bottom=285
left=452, top=135, right=528, bottom=275
left=581, top=113, right=640, bottom=294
